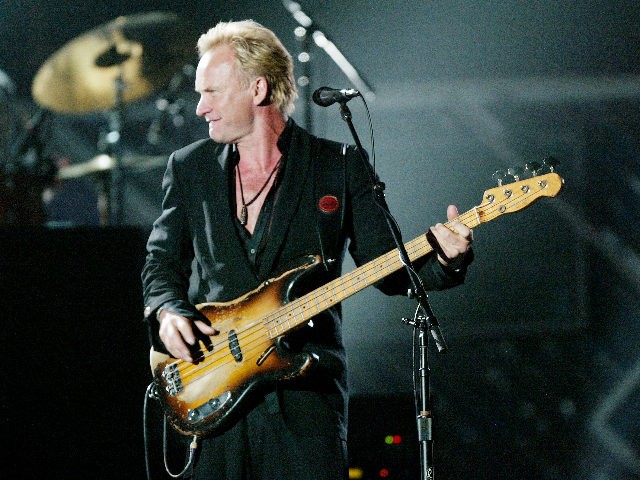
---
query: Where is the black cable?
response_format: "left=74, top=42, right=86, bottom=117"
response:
left=143, top=382, right=155, bottom=480
left=143, top=381, right=199, bottom=479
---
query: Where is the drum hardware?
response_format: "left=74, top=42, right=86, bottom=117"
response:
left=30, top=11, right=197, bottom=225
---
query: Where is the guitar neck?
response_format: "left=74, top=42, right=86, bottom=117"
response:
left=264, top=207, right=482, bottom=338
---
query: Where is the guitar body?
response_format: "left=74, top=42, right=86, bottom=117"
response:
left=150, top=255, right=322, bottom=437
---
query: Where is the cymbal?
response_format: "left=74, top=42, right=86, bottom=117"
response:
left=57, top=154, right=168, bottom=180
left=32, top=11, right=196, bottom=114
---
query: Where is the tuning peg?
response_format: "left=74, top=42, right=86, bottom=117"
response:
left=507, top=167, right=523, bottom=181
left=492, top=169, right=507, bottom=186
left=543, top=156, right=560, bottom=172
left=525, top=161, right=542, bottom=176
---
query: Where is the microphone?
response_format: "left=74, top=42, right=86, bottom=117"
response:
left=312, top=87, right=360, bottom=107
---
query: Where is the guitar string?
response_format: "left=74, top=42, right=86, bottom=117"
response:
left=175, top=227, right=438, bottom=382
left=171, top=179, right=554, bottom=385
left=175, top=208, right=465, bottom=384
left=175, top=203, right=498, bottom=383
left=174, top=238, right=429, bottom=383
left=175, top=203, right=488, bottom=383
left=174, top=234, right=426, bottom=379
left=176, top=263, right=322, bottom=376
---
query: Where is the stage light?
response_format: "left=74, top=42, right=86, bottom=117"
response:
left=384, top=434, right=402, bottom=445
left=348, top=467, right=364, bottom=479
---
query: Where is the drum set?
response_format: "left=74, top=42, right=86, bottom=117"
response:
left=1, top=11, right=201, bottom=226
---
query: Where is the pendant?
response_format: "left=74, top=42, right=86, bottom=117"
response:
left=240, top=205, right=248, bottom=226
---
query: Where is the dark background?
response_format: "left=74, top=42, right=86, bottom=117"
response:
left=1, top=1, right=639, bottom=479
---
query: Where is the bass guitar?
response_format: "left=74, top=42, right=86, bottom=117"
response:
left=150, top=171, right=564, bottom=437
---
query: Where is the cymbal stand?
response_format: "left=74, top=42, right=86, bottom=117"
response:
left=99, top=72, right=126, bottom=226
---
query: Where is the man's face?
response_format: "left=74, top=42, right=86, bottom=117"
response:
left=195, top=45, right=256, bottom=144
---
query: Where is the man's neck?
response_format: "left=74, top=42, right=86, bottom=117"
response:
left=236, top=112, right=287, bottom=170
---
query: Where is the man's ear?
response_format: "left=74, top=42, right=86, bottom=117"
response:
left=253, top=76, right=269, bottom=106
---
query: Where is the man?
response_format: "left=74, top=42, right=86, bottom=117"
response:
left=142, top=19, right=473, bottom=480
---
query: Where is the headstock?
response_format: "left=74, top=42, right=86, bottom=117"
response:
left=477, top=160, right=564, bottom=223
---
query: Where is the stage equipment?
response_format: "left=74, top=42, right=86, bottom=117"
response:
left=31, top=11, right=196, bottom=114
left=56, top=153, right=167, bottom=180
left=31, top=11, right=196, bottom=225
left=317, top=92, right=565, bottom=480
left=1, top=75, right=54, bottom=225
left=312, top=87, right=360, bottom=107
left=281, top=0, right=374, bottom=132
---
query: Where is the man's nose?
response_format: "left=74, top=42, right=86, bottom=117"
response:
left=195, top=97, right=207, bottom=116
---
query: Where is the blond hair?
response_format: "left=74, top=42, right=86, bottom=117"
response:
left=197, top=20, right=298, bottom=116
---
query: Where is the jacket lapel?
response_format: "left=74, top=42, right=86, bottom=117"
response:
left=257, top=124, right=313, bottom=278
left=199, top=142, right=259, bottom=284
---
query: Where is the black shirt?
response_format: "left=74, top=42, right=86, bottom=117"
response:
left=232, top=120, right=293, bottom=270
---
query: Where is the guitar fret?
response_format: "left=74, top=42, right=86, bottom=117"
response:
left=292, top=306, right=305, bottom=324
left=268, top=320, right=280, bottom=337
left=310, top=297, right=322, bottom=315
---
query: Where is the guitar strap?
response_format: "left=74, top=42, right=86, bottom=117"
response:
left=313, top=140, right=347, bottom=269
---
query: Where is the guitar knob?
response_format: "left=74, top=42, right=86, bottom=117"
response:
left=507, top=167, right=523, bottom=182
left=492, top=169, right=506, bottom=186
left=543, top=156, right=560, bottom=172
left=525, top=161, right=542, bottom=176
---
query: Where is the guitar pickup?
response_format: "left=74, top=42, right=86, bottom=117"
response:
left=228, top=330, right=243, bottom=362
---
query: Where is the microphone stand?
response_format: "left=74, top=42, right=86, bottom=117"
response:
left=337, top=100, right=446, bottom=480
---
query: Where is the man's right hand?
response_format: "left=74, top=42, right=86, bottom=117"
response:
left=157, top=309, right=218, bottom=362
